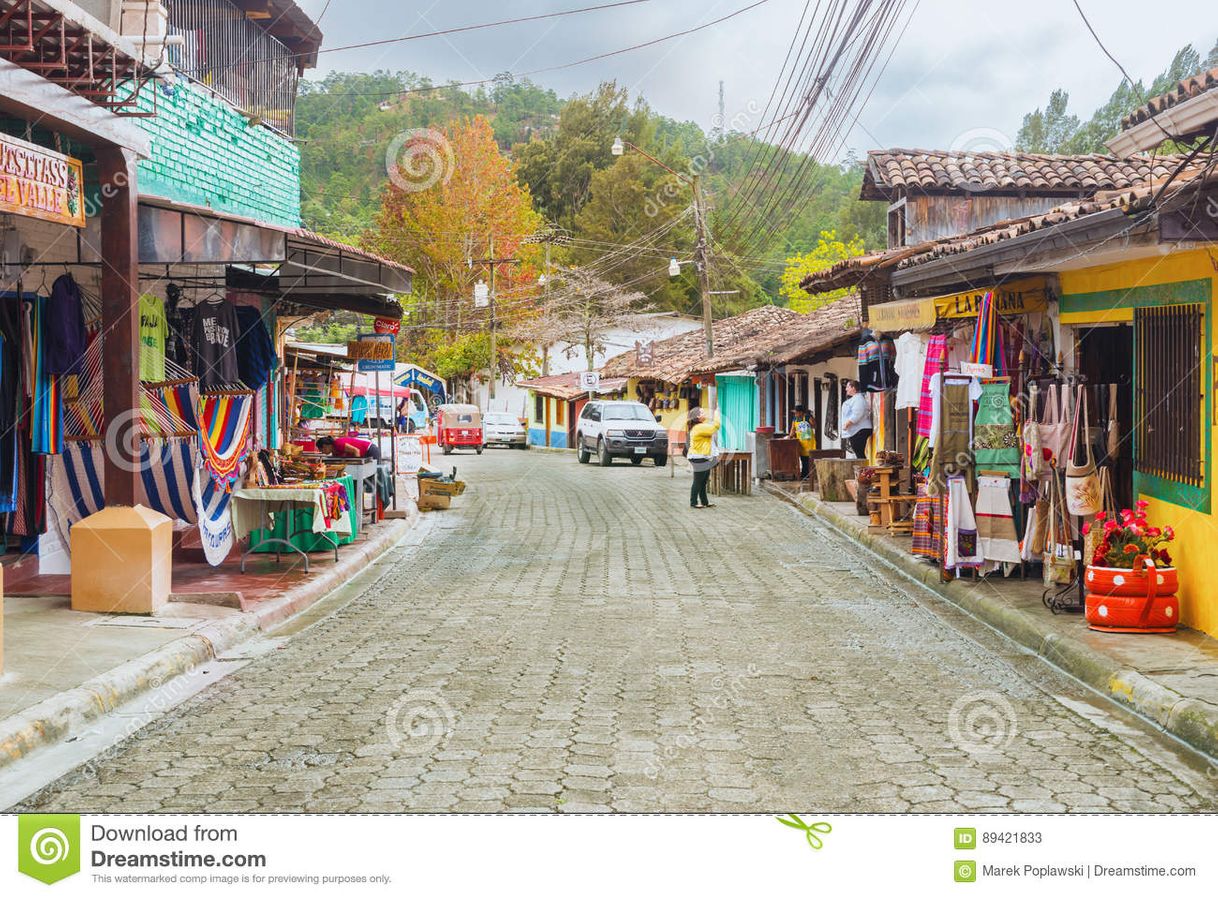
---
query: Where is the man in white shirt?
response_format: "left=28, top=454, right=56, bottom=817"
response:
left=840, top=379, right=873, bottom=460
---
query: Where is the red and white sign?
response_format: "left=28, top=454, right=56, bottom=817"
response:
left=374, top=317, right=401, bottom=335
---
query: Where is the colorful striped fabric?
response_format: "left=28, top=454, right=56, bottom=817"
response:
left=199, top=393, right=252, bottom=488
left=30, top=296, right=63, bottom=455
left=193, top=460, right=235, bottom=567
left=144, top=381, right=200, bottom=437
left=916, top=334, right=948, bottom=438
left=140, top=438, right=198, bottom=524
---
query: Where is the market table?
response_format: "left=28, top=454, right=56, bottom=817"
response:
left=235, top=477, right=357, bottom=572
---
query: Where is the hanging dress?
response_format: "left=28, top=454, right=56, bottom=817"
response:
left=972, top=380, right=1019, bottom=476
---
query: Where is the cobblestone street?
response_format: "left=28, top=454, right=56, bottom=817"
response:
left=17, top=451, right=1218, bottom=813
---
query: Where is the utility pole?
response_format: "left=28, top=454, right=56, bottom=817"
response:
left=468, top=235, right=520, bottom=407
left=692, top=175, right=714, bottom=359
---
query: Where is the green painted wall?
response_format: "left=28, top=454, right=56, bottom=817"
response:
left=128, top=80, right=302, bottom=227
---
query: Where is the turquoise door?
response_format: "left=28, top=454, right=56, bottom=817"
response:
left=717, top=375, right=757, bottom=451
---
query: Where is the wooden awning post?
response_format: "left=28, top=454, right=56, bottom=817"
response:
left=97, top=145, right=141, bottom=507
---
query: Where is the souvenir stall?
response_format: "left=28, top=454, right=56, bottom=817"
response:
left=867, top=281, right=1059, bottom=586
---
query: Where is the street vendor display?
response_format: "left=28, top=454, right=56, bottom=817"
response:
left=233, top=480, right=353, bottom=572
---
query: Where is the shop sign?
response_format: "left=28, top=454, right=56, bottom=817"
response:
left=932, top=278, right=1049, bottom=320
left=866, top=297, right=935, bottom=332
left=349, top=333, right=395, bottom=372
left=373, top=317, right=400, bottom=335
left=0, top=133, right=86, bottom=228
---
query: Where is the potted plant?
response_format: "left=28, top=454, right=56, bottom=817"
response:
left=1082, top=501, right=1178, bottom=633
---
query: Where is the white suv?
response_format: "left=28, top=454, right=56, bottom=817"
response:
left=575, top=400, right=669, bottom=467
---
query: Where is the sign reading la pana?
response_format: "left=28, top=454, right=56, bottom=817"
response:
left=0, top=133, right=85, bottom=228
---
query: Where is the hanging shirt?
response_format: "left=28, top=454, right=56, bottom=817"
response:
left=234, top=305, right=278, bottom=391
left=856, top=337, right=882, bottom=391
left=139, top=293, right=168, bottom=382
left=879, top=335, right=898, bottom=391
left=894, top=332, right=928, bottom=410
left=44, top=274, right=87, bottom=375
left=191, top=298, right=240, bottom=387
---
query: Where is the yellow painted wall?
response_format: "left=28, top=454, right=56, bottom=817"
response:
left=1059, top=248, right=1218, bottom=637
left=625, top=378, right=708, bottom=437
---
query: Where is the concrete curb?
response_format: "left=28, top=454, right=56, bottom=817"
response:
left=765, top=482, right=1218, bottom=761
left=0, top=514, right=418, bottom=772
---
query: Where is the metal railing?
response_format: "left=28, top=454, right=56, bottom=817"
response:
left=166, top=0, right=299, bottom=134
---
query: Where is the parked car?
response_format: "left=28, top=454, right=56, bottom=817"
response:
left=575, top=400, right=668, bottom=467
left=483, top=412, right=528, bottom=449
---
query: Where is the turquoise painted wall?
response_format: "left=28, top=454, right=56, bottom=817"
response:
left=127, top=80, right=302, bottom=227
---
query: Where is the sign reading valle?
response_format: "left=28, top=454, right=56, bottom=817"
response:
left=0, top=134, right=86, bottom=228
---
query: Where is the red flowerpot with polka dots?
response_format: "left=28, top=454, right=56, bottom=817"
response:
left=1085, top=556, right=1178, bottom=633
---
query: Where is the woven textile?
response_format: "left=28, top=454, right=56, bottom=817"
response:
left=193, top=461, right=235, bottom=567
left=928, top=380, right=974, bottom=497
left=199, top=393, right=252, bottom=488
left=139, top=438, right=198, bottom=524
left=912, top=483, right=942, bottom=561
left=945, top=476, right=984, bottom=571
left=916, top=334, right=948, bottom=437
left=975, top=474, right=1021, bottom=564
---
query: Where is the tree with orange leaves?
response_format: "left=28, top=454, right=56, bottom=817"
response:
left=368, top=115, right=544, bottom=383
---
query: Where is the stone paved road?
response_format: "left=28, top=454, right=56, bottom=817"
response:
left=17, top=451, right=1218, bottom=813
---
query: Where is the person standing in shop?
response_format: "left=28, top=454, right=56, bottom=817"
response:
left=788, top=404, right=817, bottom=479
left=841, top=379, right=873, bottom=460
left=686, top=407, right=721, bottom=509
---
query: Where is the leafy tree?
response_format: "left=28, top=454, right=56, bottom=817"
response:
left=1015, top=89, right=1079, bottom=153
left=368, top=115, right=544, bottom=383
left=779, top=230, right=865, bottom=312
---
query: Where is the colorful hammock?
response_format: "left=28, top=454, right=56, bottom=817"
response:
left=193, top=460, right=235, bottom=567
left=46, top=439, right=199, bottom=546
left=139, top=438, right=198, bottom=524
left=199, top=393, right=252, bottom=488
left=143, top=381, right=200, bottom=437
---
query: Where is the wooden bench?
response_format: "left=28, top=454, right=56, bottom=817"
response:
left=712, top=451, right=752, bottom=496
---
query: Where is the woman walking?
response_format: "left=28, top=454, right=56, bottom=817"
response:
left=840, top=379, right=873, bottom=460
left=687, top=407, right=720, bottom=509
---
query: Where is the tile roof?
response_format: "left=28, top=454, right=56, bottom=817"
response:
left=860, top=148, right=1188, bottom=200
left=601, top=298, right=862, bottom=382
left=516, top=373, right=626, bottom=401
left=892, top=164, right=1217, bottom=272
left=1122, top=67, right=1218, bottom=131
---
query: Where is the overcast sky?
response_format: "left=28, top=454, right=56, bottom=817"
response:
left=295, top=0, right=1212, bottom=156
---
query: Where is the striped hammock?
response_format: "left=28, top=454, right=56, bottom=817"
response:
left=199, top=393, right=252, bottom=488
left=193, top=459, right=235, bottom=567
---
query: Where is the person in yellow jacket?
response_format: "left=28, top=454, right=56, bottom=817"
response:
left=788, top=404, right=817, bottom=479
left=687, top=407, right=721, bottom=508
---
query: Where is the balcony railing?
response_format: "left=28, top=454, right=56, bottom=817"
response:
left=166, top=0, right=299, bottom=134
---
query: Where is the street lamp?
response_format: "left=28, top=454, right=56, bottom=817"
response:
left=611, top=136, right=714, bottom=357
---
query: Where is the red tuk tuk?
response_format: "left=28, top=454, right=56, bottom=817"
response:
left=436, top=403, right=484, bottom=454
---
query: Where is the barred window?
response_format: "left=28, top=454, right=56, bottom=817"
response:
left=534, top=395, right=544, bottom=423
left=1133, top=304, right=1204, bottom=486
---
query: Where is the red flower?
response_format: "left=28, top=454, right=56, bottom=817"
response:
left=1081, top=522, right=1091, bottom=535
left=1124, top=544, right=1138, bottom=554
left=1159, top=550, right=1173, bottom=566
left=1135, top=499, right=1149, bottom=509
left=1164, top=526, right=1175, bottom=541
left=1103, top=520, right=1118, bottom=534
left=1121, top=509, right=1135, bottom=524
left=1095, top=511, right=1107, bottom=522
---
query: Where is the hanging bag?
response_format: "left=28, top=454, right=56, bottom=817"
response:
left=1065, top=386, right=1101, bottom=516
left=1037, top=383, right=1071, bottom=468
left=1043, top=471, right=1076, bottom=586
left=1105, top=383, right=1121, bottom=460
left=1082, top=466, right=1118, bottom=565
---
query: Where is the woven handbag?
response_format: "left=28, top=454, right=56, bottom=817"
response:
left=1037, top=383, right=1072, bottom=468
left=1043, top=472, right=1076, bottom=587
left=1065, top=386, right=1101, bottom=516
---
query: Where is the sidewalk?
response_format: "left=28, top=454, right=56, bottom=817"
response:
left=0, top=504, right=419, bottom=771
left=766, top=482, right=1218, bottom=761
